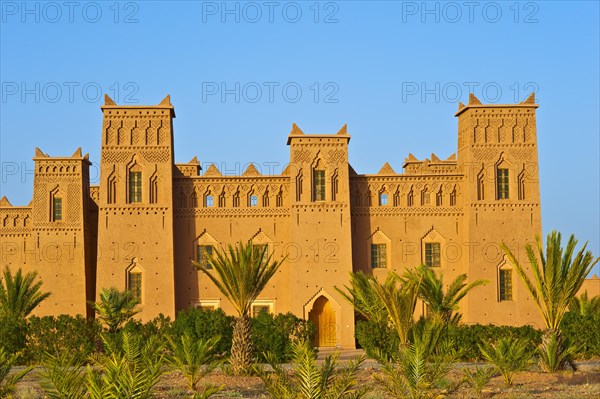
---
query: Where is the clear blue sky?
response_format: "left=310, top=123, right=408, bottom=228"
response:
left=1, top=1, right=598, bottom=275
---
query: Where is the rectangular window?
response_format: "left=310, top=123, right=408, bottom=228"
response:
left=313, top=170, right=325, bottom=201
left=425, top=243, right=441, bottom=267
left=252, top=305, right=271, bottom=318
left=52, top=197, right=62, bottom=221
left=497, top=168, right=509, bottom=200
left=253, top=244, right=269, bottom=265
left=499, top=269, right=513, bottom=301
left=205, top=195, right=214, bottom=207
left=250, top=195, right=258, bottom=207
left=379, top=193, right=388, bottom=206
left=371, top=244, right=387, bottom=268
left=197, top=245, right=214, bottom=269
left=129, top=171, right=142, bottom=203
left=128, top=272, right=142, bottom=303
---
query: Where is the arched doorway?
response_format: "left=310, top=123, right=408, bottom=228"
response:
left=308, top=296, right=337, bottom=347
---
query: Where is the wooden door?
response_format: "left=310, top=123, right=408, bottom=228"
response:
left=308, top=296, right=337, bottom=347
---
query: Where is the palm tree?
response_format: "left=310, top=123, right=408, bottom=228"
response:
left=371, top=271, right=421, bottom=347
left=257, top=340, right=368, bottom=399
left=192, top=241, right=285, bottom=375
left=0, top=266, right=50, bottom=320
left=404, top=265, right=488, bottom=324
left=374, top=320, right=461, bottom=399
left=479, top=337, right=532, bottom=385
left=0, top=348, right=33, bottom=398
left=335, top=271, right=393, bottom=326
left=569, top=290, right=600, bottom=317
left=167, top=333, right=223, bottom=395
left=501, top=231, right=599, bottom=372
left=91, top=287, right=141, bottom=333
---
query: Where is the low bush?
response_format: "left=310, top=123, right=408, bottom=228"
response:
left=355, top=319, right=400, bottom=359
left=25, top=315, right=101, bottom=364
left=172, top=308, right=234, bottom=355
left=0, top=316, right=27, bottom=356
left=356, top=320, right=542, bottom=362
left=448, top=323, right=541, bottom=361
left=561, top=311, right=600, bottom=358
left=251, top=312, right=316, bottom=362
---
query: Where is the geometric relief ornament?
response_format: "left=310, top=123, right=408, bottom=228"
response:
left=293, top=148, right=312, bottom=164
left=102, top=151, right=133, bottom=164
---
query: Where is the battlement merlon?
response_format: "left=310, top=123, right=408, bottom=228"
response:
left=100, top=94, right=176, bottom=118
left=455, top=92, right=539, bottom=117
left=33, top=147, right=92, bottom=165
left=286, top=123, right=350, bottom=145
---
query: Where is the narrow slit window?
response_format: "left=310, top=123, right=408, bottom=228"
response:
left=499, top=269, right=513, bottom=301
left=129, top=171, right=142, bottom=203
left=52, top=197, right=62, bottom=221
left=497, top=168, right=509, bottom=200
left=128, top=271, right=142, bottom=303
left=313, top=170, right=325, bottom=201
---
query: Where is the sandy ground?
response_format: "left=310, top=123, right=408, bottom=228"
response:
left=11, top=357, right=600, bottom=398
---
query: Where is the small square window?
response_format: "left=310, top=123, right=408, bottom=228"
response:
left=205, top=195, right=214, bottom=207
left=250, top=195, right=258, bottom=207
left=379, top=193, right=388, bottom=206
left=252, top=305, right=271, bottom=318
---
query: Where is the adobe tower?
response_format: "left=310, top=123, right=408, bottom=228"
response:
left=95, top=95, right=177, bottom=320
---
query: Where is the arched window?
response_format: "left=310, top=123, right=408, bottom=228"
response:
left=218, top=189, right=226, bottom=207
left=276, top=187, right=283, bottom=207
left=450, top=186, right=457, bottom=206
left=128, top=162, right=142, bottom=203
left=107, top=172, right=117, bottom=204
left=263, top=188, right=270, bottom=207
left=50, top=188, right=63, bottom=222
left=295, top=170, right=303, bottom=202
left=233, top=190, right=240, bottom=208
left=518, top=170, right=526, bottom=200
left=149, top=173, right=158, bottom=204
left=436, top=187, right=443, bottom=206
left=331, top=169, right=339, bottom=201
left=312, top=168, right=325, bottom=201
left=421, top=187, right=430, bottom=206
left=499, top=265, right=513, bottom=301
left=496, top=168, right=509, bottom=200
left=393, top=189, right=400, bottom=207
left=407, top=187, right=414, bottom=207
left=477, top=171, right=485, bottom=201
left=127, top=262, right=143, bottom=304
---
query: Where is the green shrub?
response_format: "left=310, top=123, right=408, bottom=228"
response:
left=561, top=311, right=600, bottom=358
left=122, top=313, right=173, bottom=341
left=251, top=312, right=316, bottom=362
left=356, top=321, right=541, bottom=362
left=447, top=324, right=541, bottom=361
left=26, top=315, right=101, bottom=364
left=172, top=308, right=234, bottom=355
left=355, top=319, right=399, bottom=359
left=0, top=316, right=26, bottom=357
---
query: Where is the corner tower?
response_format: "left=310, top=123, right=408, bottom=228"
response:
left=95, top=95, right=176, bottom=320
left=456, top=93, right=542, bottom=326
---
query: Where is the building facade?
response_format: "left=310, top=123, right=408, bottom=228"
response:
left=1, top=92, right=572, bottom=348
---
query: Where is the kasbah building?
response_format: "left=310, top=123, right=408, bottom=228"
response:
left=1, top=92, right=598, bottom=348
